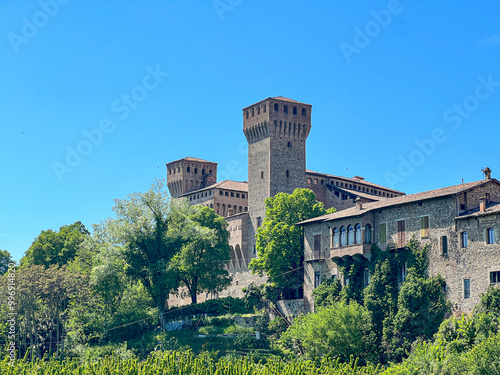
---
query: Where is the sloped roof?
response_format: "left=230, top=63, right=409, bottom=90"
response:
left=306, top=169, right=405, bottom=195
left=180, top=180, right=248, bottom=197
left=167, top=157, right=217, bottom=165
left=455, top=202, right=500, bottom=220
left=298, top=179, right=500, bottom=225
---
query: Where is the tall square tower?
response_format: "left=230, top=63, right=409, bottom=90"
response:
left=243, top=97, right=312, bottom=256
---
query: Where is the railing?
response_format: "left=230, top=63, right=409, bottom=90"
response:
left=304, top=250, right=328, bottom=261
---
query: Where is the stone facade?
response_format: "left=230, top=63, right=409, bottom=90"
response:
left=301, top=176, right=500, bottom=314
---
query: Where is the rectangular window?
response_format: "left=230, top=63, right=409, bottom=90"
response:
left=461, top=231, right=468, bottom=248
left=379, top=223, right=387, bottom=243
left=236, top=193, right=240, bottom=198
left=263, top=105, right=266, bottom=113
left=225, top=192, right=229, bottom=196
left=314, top=235, right=321, bottom=252
left=230, top=192, right=234, bottom=197
left=242, top=194, right=246, bottom=199
left=491, top=271, right=500, bottom=284
left=257, top=217, right=262, bottom=228
left=219, top=191, right=223, bottom=195
left=397, top=220, right=406, bottom=248
left=274, top=103, right=279, bottom=112
left=420, top=216, right=430, bottom=238
left=314, top=271, right=321, bottom=288
left=441, top=236, right=448, bottom=255
left=187, top=167, right=190, bottom=172
left=464, top=279, right=471, bottom=299
left=293, top=106, right=297, bottom=115
left=487, top=228, right=495, bottom=244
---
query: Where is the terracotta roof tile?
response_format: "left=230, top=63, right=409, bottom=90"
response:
left=298, top=179, right=500, bottom=225
left=306, top=170, right=405, bottom=195
left=455, top=202, right=500, bottom=219
left=167, top=157, right=216, bottom=165
left=180, top=180, right=248, bottom=196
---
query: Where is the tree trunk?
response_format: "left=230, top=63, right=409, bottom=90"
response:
left=190, top=279, right=198, bottom=304
left=158, top=301, right=168, bottom=330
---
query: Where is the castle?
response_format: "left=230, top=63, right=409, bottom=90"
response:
left=166, top=97, right=500, bottom=315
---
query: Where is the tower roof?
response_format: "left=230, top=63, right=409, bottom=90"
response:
left=242, top=96, right=312, bottom=110
left=166, top=156, right=217, bottom=166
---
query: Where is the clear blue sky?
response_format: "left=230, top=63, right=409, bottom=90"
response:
left=1, top=1, right=499, bottom=261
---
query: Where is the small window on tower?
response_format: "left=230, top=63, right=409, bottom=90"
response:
left=287, top=141, right=291, bottom=147
left=274, top=103, right=279, bottom=112
left=261, top=171, right=264, bottom=179
left=293, top=106, right=297, bottom=115
left=251, top=108, right=254, bottom=117
left=302, top=108, right=306, bottom=116
left=246, top=111, right=249, bottom=119
left=242, top=194, right=246, bottom=199
left=284, top=105, right=288, bottom=114
left=194, top=168, right=198, bottom=174
left=286, top=170, right=289, bottom=178
left=263, top=104, right=266, bottom=113
left=187, top=167, right=190, bottom=173
left=257, top=106, right=260, bottom=114
left=231, top=192, right=234, bottom=197
left=202, top=169, right=205, bottom=175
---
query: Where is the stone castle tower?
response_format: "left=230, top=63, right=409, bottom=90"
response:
left=243, top=97, right=312, bottom=253
left=166, top=157, right=218, bottom=198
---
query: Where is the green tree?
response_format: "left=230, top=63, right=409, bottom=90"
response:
left=281, top=301, right=376, bottom=364
left=170, top=206, right=232, bottom=304
left=385, top=271, right=449, bottom=361
left=249, top=188, right=333, bottom=300
left=2, top=265, right=85, bottom=360
left=93, top=180, right=186, bottom=330
left=313, top=276, right=342, bottom=308
left=475, top=286, right=500, bottom=315
left=0, top=250, right=12, bottom=276
left=22, top=222, right=89, bottom=268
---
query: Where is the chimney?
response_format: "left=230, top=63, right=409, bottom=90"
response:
left=480, top=196, right=486, bottom=213
left=483, top=167, right=492, bottom=180
left=356, top=196, right=363, bottom=210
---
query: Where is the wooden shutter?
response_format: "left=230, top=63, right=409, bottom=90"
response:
left=397, top=220, right=405, bottom=248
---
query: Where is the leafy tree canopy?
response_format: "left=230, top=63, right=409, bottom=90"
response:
left=170, top=205, right=232, bottom=304
left=281, top=301, right=377, bottom=364
left=22, top=222, right=89, bottom=268
left=249, top=188, right=333, bottom=299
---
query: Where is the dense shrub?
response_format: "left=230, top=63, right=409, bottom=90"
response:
left=165, top=297, right=255, bottom=321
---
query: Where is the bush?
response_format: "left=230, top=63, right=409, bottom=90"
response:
left=165, top=297, right=255, bottom=322
left=280, top=301, right=377, bottom=365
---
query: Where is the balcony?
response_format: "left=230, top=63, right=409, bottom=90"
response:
left=304, top=249, right=330, bottom=262
left=330, top=243, right=372, bottom=261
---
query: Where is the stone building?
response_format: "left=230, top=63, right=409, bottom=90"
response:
left=166, top=96, right=402, bottom=306
left=299, top=169, right=500, bottom=315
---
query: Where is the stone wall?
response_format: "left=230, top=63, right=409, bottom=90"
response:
left=276, top=299, right=306, bottom=319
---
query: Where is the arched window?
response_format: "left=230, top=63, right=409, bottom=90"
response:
left=332, top=227, right=339, bottom=248
left=340, top=226, right=346, bottom=246
left=347, top=225, right=354, bottom=245
left=239, top=206, right=242, bottom=213
left=355, top=224, right=361, bottom=244
left=222, top=204, right=226, bottom=217
left=364, top=224, right=372, bottom=244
